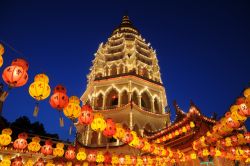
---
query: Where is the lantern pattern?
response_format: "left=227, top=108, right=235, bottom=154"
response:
left=113, top=123, right=125, bottom=140
left=11, top=157, right=23, bottom=166
left=0, top=44, right=4, bottom=67
left=2, top=58, right=29, bottom=88
left=65, top=146, right=76, bottom=160
left=13, top=133, right=28, bottom=150
left=103, top=118, right=116, bottom=137
left=90, top=113, right=106, bottom=132
left=96, top=151, right=104, bottom=163
left=0, top=128, right=12, bottom=146
left=87, top=150, right=97, bottom=162
left=104, top=152, right=112, bottom=164
left=24, top=159, right=34, bottom=166
left=76, top=148, right=86, bottom=161
left=41, top=140, right=53, bottom=155
left=121, top=130, right=133, bottom=143
left=28, top=136, right=41, bottom=152
left=53, top=143, right=64, bottom=157
left=237, top=97, right=250, bottom=117
left=50, top=85, right=69, bottom=127
left=78, top=105, right=94, bottom=125
left=29, top=74, right=51, bottom=117
left=0, top=155, right=11, bottom=166
left=34, top=159, right=44, bottom=166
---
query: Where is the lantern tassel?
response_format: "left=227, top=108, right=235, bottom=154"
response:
left=69, top=126, right=72, bottom=135
left=33, top=103, right=39, bottom=117
left=60, top=117, right=64, bottom=127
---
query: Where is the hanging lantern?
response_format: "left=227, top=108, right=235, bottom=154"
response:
left=128, top=131, right=139, bottom=147
left=0, top=44, right=4, bottom=67
left=1, top=58, right=29, bottom=102
left=103, top=118, right=116, bottom=137
left=118, top=154, right=125, bottom=165
left=190, top=121, right=195, bottom=128
left=236, top=97, right=250, bottom=117
left=63, top=96, right=81, bottom=134
left=225, top=112, right=240, bottom=129
left=45, top=160, right=54, bottom=166
left=90, top=113, right=106, bottom=132
left=29, top=74, right=51, bottom=117
left=50, top=85, right=69, bottom=127
left=0, top=155, right=11, bottom=166
left=111, top=154, right=119, bottom=165
left=78, top=105, right=94, bottom=125
left=41, top=140, right=53, bottom=155
left=190, top=152, right=197, bottom=159
left=244, top=88, right=250, bottom=108
left=131, top=155, right=137, bottom=165
left=121, top=130, right=133, bottom=144
left=87, top=150, right=97, bottom=162
left=11, top=157, right=23, bottom=166
left=0, top=128, right=12, bottom=146
left=124, top=155, right=132, bottom=165
left=28, top=136, right=41, bottom=152
left=113, top=123, right=125, bottom=140
left=104, top=151, right=112, bottom=164
left=96, top=151, right=104, bottom=163
left=76, top=148, right=86, bottom=161
left=34, top=159, right=44, bottom=166
left=65, top=146, right=76, bottom=160
left=53, top=143, right=64, bottom=157
left=13, top=133, right=28, bottom=150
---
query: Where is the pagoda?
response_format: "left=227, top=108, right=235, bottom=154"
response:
left=76, top=15, right=170, bottom=150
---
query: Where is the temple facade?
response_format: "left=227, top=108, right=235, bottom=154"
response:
left=76, top=16, right=170, bottom=148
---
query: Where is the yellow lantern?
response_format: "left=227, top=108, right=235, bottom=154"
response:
left=244, top=88, right=250, bottom=109
left=190, top=121, right=195, bottom=128
left=53, top=143, right=64, bottom=157
left=111, top=154, right=119, bottom=165
left=0, top=44, right=4, bottom=67
left=28, top=136, right=41, bottom=152
left=63, top=96, right=81, bottom=134
left=128, top=131, right=139, bottom=147
left=0, top=128, right=12, bottom=146
left=96, top=151, right=104, bottom=163
left=0, top=155, right=11, bottom=166
left=76, top=148, right=86, bottom=161
left=24, top=159, right=34, bottom=166
left=45, top=160, right=55, bottom=166
left=113, top=123, right=125, bottom=140
left=182, top=126, right=187, bottom=133
left=190, top=152, right=197, bottom=159
left=125, top=155, right=132, bottom=165
left=91, top=113, right=106, bottom=132
left=29, top=74, right=51, bottom=117
left=215, top=149, right=221, bottom=157
left=82, top=162, right=88, bottom=166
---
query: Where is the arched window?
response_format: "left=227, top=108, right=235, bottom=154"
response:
left=141, top=91, right=151, bottom=112
left=132, top=91, right=139, bottom=105
left=106, top=89, right=119, bottom=109
left=142, top=68, right=149, bottom=78
left=105, top=67, right=109, bottom=76
left=95, top=94, right=103, bottom=109
left=121, top=90, right=129, bottom=105
left=110, top=64, right=117, bottom=76
left=119, top=64, right=124, bottom=74
left=154, top=98, right=160, bottom=114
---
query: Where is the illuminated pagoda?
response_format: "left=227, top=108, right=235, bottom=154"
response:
left=76, top=15, right=170, bottom=151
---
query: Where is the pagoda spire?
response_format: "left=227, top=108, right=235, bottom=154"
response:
left=112, top=15, right=139, bottom=35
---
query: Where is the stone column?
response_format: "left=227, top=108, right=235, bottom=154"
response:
left=97, top=132, right=102, bottom=145
left=138, top=95, right=142, bottom=108
left=128, top=92, right=132, bottom=102
left=151, top=98, right=155, bottom=113
left=102, top=95, right=106, bottom=110
left=118, top=93, right=122, bottom=107
left=108, top=68, right=111, bottom=76
left=85, top=125, right=90, bottom=145
left=117, top=66, right=120, bottom=74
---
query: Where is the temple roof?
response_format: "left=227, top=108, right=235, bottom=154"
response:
left=112, top=15, right=139, bottom=35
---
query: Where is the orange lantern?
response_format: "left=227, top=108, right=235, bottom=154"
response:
left=41, top=140, right=53, bottom=155
left=28, top=136, right=41, bottom=152
left=104, top=151, right=112, bottom=164
left=78, top=104, right=94, bottom=125
left=65, top=146, right=76, bottom=160
left=122, top=130, right=133, bottom=144
left=0, top=43, right=4, bottom=67
left=118, top=154, right=125, bottom=165
left=13, top=133, right=28, bottom=150
left=49, top=85, right=69, bottom=127
left=87, top=150, right=97, bottom=162
left=90, top=113, right=106, bottom=132
left=236, top=97, right=250, bottom=117
left=11, top=156, right=23, bottom=166
left=34, top=159, right=44, bottom=166
left=103, top=118, right=116, bottom=137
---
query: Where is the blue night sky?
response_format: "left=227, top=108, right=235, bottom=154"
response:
left=0, top=0, right=249, bottom=141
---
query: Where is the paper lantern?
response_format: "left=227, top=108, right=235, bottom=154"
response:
left=87, top=150, right=97, bottom=162
left=11, top=157, right=23, bottom=166
left=0, top=155, right=11, bottom=166
left=225, top=112, right=240, bottom=128
left=76, top=148, right=86, bottom=161
left=41, top=140, right=53, bottom=155
left=2, top=58, right=28, bottom=88
left=13, top=133, right=28, bottom=150
left=78, top=105, right=94, bottom=125
left=29, top=74, right=51, bottom=117
left=63, top=96, right=81, bottom=134
left=113, top=123, right=125, bottom=140
left=65, top=146, right=76, bottom=160
left=34, top=159, right=44, bottom=166
left=50, top=85, right=69, bottom=127
left=28, top=136, right=41, bottom=152
left=236, top=97, right=250, bottom=117
left=103, top=118, right=116, bottom=137
left=118, top=154, right=125, bottom=165
left=96, top=151, right=104, bottom=163
left=111, top=154, right=119, bottom=165
left=0, top=128, right=12, bottom=146
left=0, top=44, right=4, bottom=67
left=91, top=113, right=106, bottom=132
left=104, top=151, right=112, bottom=164
left=121, top=130, right=133, bottom=144
left=53, top=143, right=64, bottom=157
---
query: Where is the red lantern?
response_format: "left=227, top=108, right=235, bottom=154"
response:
left=210, top=147, right=216, bottom=156
left=13, top=133, right=28, bottom=150
left=122, top=130, right=133, bottom=144
left=149, top=144, right=155, bottom=153
left=103, top=118, right=116, bottom=137
left=11, top=156, right=23, bottom=166
left=104, top=151, right=112, bottom=164
left=49, top=85, right=69, bottom=127
left=78, top=105, right=94, bottom=125
left=34, top=159, right=44, bottom=166
left=236, top=97, right=250, bottom=116
left=244, top=132, right=250, bottom=143
left=65, top=146, right=76, bottom=160
left=131, top=156, right=137, bottom=165
left=118, top=154, right=125, bottom=165
left=142, top=156, right=147, bottom=164
left=225, top=112, right=240, bottom=128
left=41, top=140, right=53, bottom=155
left=87, top=150, right=97, bottom=162
left=2, top=58, right=29, bottom=88
left=230, top=135, right=238, bottom=146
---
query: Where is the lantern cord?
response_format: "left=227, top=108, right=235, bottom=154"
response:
left=0, top=39, right=25, bottom=57
left=33, top=102, right=39, bottom=117
left=59, top=111, right=64, bottom=127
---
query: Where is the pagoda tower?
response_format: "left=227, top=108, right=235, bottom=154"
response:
left=76, top=16, right=170, bottom=149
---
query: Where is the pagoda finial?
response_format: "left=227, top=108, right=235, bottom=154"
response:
left=121, top=15, right=132, bottom=26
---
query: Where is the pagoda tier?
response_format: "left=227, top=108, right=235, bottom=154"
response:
left=144, top=102, right=216, bottom=153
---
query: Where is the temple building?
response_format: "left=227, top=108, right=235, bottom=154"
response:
left=76, top=15, right=170, bottom=149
